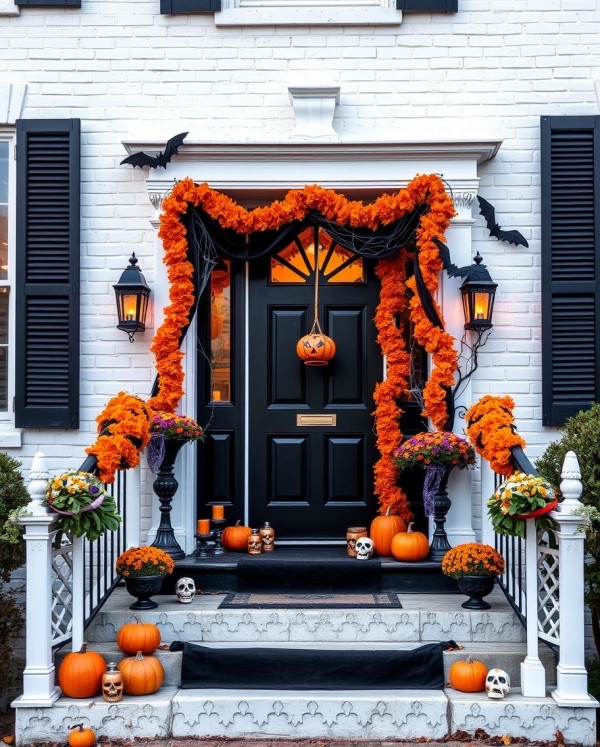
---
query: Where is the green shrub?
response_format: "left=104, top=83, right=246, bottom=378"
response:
left=0, top=452, right=30, bottom=583
left=536, top=403, right=600, bottom=656
left=0, top=452, right=29, bottom=700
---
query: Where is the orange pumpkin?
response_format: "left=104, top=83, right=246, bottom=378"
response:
left=391, top=523, right=430, bottom=562
left=222, top=520, right=253, bottom=552
left=58, top=644, right=106, bottom=699
left=116, top=617, right=161, bottom=655
left=68, top=724, right=95, bottom=747
left=449, top=658, right=489, bottom=692
left=118, top=651, right=164, bottom=696
left=370, top=507, right=407, bottom=557
left=296, top=333, right=336, bottom=366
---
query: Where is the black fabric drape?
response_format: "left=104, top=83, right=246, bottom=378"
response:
left=171, top=639, right=457, bottom=690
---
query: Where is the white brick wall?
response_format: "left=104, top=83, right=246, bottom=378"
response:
left=1, top=0, right=598, bottom=651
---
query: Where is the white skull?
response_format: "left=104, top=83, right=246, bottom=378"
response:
left=176, top=577, right=196, bottom=603
left=485, top=668, right=510, bottom=699
left=355, top=537, right=374, bottom=560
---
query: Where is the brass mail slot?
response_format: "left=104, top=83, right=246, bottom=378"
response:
left=296, top=414, right=337, bottom=427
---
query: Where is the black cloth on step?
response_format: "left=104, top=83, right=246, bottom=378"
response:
left=236, top=554, right=381, bottom=592
left=170, top=639, right=456, bottom=690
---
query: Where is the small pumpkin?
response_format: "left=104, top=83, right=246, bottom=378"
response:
left=68, top=725, right=95, bottom=747
left=296, top=333, right=336, bottom=367
left=449, top=657, right=489, bottom=692
left=391, top=523, right=430, bottom=562
left=116, top=616, right=161, bottom=655
left=222, top=520, right=253, bottom=552
left=370, top=507, right=407, bottom=557
left=118, top=651, right=164, bottom=696
left=58, top=643, right=106, bottom=699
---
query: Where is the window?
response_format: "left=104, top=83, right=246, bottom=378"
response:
left=0, top=139, right=12, bottom=419
left=210, top=261, right=231, bottom=403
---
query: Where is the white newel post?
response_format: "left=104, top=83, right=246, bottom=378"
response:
left=126, top=465, right=141, bottom=549
left=520, top=516, right=546, bottom=697
left=551, top=451, right=595, bottom=706
left=12, top=452, right=60, bottom=708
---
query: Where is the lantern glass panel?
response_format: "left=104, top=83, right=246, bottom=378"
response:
left=474, top=291, right=490, bottom=321
left=121, top=293, right=139, bottom=323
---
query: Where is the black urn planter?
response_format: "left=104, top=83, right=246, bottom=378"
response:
left=457, top=574, right=496, bottom=610
left=150, top=438, right=187, bottom=560
left=124, top=575, right=164, bottom=610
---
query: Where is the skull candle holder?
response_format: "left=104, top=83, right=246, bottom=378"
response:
left=248, top=529, right=262, bottom=554
left=102, top=662, right=124, bottom=703
left=346, top=527, right=368, bottom=557
left=485, top=668, right=510, bottom=699
left=176, top=577, right=196, bottom=603
left=260, top=522, right=275, bottom=552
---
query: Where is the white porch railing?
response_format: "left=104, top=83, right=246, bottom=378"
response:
left=13, top=452, right=140, bottom=709
left=486, top=450, right=596, bottom=705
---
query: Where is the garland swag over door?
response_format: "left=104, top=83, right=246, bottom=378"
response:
left=541, top=115, right=600, bottom=427
left=15, top=119, right=80, bottom=429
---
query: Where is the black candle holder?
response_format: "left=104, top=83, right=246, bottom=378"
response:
left=428, top=468, right=452, bottom=562
left=194, top=532, right=212, bottom=559
left=211, top=518, right=227, bottom=555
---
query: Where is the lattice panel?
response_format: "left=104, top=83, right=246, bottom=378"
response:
left=51, top=539, right=74, bottom=647
left=537, top=529, right=560, bottom=646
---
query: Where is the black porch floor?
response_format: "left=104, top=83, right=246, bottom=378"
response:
left=162, top=545, right=459, bottom=594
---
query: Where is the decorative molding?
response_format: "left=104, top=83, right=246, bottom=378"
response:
left=216, top=0, right=403, bottom=26
left=0, top=0, right=19, bottom=16
left=288, top=86, right=340, bottom=139
left=453, top=192, right=475, bottom=209
left=148, top=192, right=165, bottom=212
left=0, top=83, right=26, bottom=122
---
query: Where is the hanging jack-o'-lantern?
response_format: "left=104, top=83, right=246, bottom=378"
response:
left=296, top=255, right=335, bottom=366
left=296, top=329, right=336, bottom=366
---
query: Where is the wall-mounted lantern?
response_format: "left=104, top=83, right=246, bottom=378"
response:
left=113, top=253, right=150, bottom=343
left=460, top=252, right=497, bottom=332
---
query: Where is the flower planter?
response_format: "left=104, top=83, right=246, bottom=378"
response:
left=124, top=575, right=165, bottom=610
left=456, top=574, right=496, bottom=610
left=514, top=498, right=558, bottom=520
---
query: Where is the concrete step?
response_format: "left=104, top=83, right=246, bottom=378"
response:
left=15, top=687, right=597, bottom=745
left=58, top=640, right=557, bottom=689
left=86, top=587, right=526, bottom=644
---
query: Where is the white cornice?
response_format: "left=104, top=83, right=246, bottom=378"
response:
left=122, top=139, right=501, bottom=165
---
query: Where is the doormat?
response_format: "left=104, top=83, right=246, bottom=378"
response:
left=218, top=592, right=402, bottom=609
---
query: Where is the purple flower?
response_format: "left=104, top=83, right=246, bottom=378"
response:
left=89, top=485, right=99, bottom=494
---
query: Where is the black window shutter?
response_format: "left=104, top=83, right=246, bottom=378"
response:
left=541, top=115, right=600, bottom=426
left=16, top=0, right=80, bottom=7
left=160, top=0, right=220, bottom=12
left=15, top=119, right=80, bottom=429
left=396, top=0, right=457, bottom=10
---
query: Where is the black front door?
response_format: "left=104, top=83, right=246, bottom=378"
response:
left=196, top=224, right=427, bottom=541
left=247, top=227, right=381, bottom=540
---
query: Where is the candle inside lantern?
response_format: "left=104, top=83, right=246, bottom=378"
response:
left=212, top=390, right=221, bottom=401
left=197, top=519, right=210, bottom=534
left=212, top=505, right=225, bottom=520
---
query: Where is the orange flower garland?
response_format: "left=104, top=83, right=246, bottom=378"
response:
left=373, top=253, right=412, bottom=518
left=86, top=392, right=153, bottom=483
left=465, top=395, right=526, bottom=476
left=86, top=174, right=457, bottom=495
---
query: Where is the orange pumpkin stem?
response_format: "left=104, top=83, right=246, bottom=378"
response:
left=385, top=507, right=392, bottom=516
left=135, top=651, right=145, bottom=660
left=78, top=644, right=87, bottom=654
left=407, top=522, right=414, bottom=533
left=70, top=725, right=84, bottom=732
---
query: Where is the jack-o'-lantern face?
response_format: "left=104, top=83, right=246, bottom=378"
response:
left=296, top=333, right=336, bottom=366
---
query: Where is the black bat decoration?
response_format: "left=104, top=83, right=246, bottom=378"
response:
left=120, top=132, right=188, bottom=169
left=477, top=196, right=529, bottom=248
left=432, top=237, right=477, bottom=279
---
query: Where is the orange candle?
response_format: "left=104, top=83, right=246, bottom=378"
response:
left=197, top=519, right=210, bottom=534
left=212, top=505, right=225, bottom=520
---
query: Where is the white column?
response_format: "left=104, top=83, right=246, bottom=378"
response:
left=125, top=465, right=141, bottom=549
left=551, top=451, right=596, bottom=706
left=441, top=189, right=477, bottom=546
left=71, top=536, right=84, bottom=652
left=520, top=516, right=546, bottom=697
left=480, top=459, right=496, bottom=547
left=12, top=453, right=60, bottom=708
